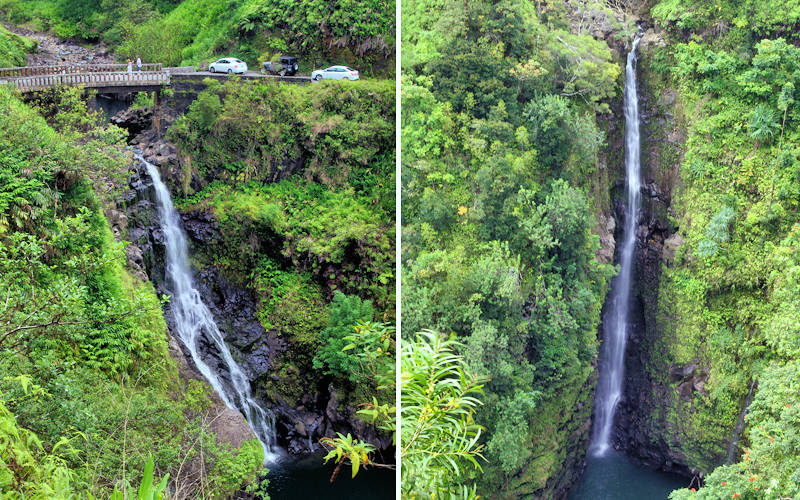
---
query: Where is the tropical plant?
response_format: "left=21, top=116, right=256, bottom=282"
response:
left=320, top=433, right=377, bottom=481
left=748, top=105, right=779, bottom=145
left=109, top=456, right=168, bottom=500
left=312, top=292, right=376, bottom=379
left=318, top=321, right=396, bottom=481
left=401, top=331, right=487, bottom=500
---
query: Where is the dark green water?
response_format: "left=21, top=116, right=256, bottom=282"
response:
left=569, top=451, right=691, bottom=500
left=266, top=453, right=394, bottom=499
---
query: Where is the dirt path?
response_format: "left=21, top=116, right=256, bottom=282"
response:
left=2, top=22, right=116, bottom=66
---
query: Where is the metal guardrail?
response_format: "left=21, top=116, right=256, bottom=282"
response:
left=0, top=63, right=163, bottom=78
left=163, top=66, right=196, bottom=74
left=6, top=71, right=170, bottom=91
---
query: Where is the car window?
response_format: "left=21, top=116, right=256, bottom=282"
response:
left=220, top=60, right=229, bottom=64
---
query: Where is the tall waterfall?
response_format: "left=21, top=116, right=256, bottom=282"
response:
left=590, top=32, right=643, bottom=457
left=139, top=153, right=278, bottom=462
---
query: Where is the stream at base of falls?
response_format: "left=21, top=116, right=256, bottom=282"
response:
left=569, top=451, right=689, bottom=500
left=266, top=453, right=394, bottom=499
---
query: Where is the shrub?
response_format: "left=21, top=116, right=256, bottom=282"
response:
left=312, top=292, right=375, bottom=380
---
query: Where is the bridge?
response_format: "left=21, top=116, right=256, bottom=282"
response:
left=0, top=63, right=170, bottom=93
left=0, top=63, right=312, bottom=94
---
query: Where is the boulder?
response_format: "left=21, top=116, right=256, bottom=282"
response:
left=111, top=107, right=153, bottom=137
left=663, top=233, right=685, bottom=262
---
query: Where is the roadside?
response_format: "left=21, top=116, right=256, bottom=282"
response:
left=0, top=21, right=330, bottom=84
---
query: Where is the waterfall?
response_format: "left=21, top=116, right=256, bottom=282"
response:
left=590, top=32, right=643, bottom=457
left=725, top=379, right=756, bottom=464
left=139, top=153, right=278, bottom=463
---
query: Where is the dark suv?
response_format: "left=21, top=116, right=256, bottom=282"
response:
left=262, top=56, right=299, bottom=76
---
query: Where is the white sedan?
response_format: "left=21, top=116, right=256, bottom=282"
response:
left=209, top=58, right=248, bottom=74
left=311, top=66, right=359, bottom=81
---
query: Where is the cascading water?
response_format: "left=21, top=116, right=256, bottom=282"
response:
left=725, top=379, right=756, bottom=464
left=139, top=153, right=278, bottom=463
left=589, top=32, right=643, bottom=457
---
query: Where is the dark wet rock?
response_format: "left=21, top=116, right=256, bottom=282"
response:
left=682, top=363, right=698, bottom=378
left=112, top=107, right=153, bottom=137
left=668, top=362, right=698, bottom=383
left=125, top=244, right=148, bottom=282
left=596, top=214, right=617, bottom=265
left=182, top=210, right=220, bottom=245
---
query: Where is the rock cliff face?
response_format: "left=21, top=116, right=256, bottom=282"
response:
left=120, top=146, right=391, bottom=461
left=111, top=158, right=258, bottom=458
left=606, top=37, right=696, bottom=476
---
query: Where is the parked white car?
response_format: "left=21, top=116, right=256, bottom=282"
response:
left=209, top=58, right=248, bottom=74
left=311, top=66, right=359, bottom=81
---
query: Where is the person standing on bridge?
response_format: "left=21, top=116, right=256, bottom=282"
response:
left=127, top=59, right=133, bottom=75
left=136, top=57, right=142, bottom=71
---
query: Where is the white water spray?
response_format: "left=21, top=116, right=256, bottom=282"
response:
left=590, top=32, right=642, bottom=457
left=139, top=153, right=278, bottom=462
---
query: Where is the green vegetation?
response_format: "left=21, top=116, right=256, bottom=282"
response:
left=0, top=24, right=35, bottom=67
left=0, top=0, right=394, bottom=74
left=321, top=322, right=395, bottom=480
left=402, top=0, right=623, bottom=496
left=401, top=331, right=486, bottom=500
left=172, top=78, right=395, bottom=311
left=628, top=2, right=800, bottom=497
left=0, top=84, right=263, bottom=497
left=404, top=0, right=800, bottom=496
left=168, top=77, right=395, bottom=465
left=171, top=78, right=394, bottom=213
left=313, top=292, right=376, bottom=379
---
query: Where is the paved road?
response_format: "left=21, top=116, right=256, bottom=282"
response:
left=171, top=68, right=312, bottom=82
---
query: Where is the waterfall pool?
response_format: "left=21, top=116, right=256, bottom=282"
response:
left=266, top=453, right=394, bottom=499
left=569, top=451, right=690, bottom=500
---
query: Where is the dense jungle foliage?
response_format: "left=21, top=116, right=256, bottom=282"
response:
left=0, top=84, right=264, bottom=497
left=401, top=0, right=628, bottom=497
left=404, top=0, right=800, bottom=498
left=402, top=0, right=800, bottom=499
left=632, top=1, right=800, bottom=498
left=167, top=77, right=396, bottom=466
left=0, top=0, right=394, bottom=74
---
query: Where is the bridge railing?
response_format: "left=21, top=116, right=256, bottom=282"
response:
left=0, top=63, right=163, bottom=78
left=5, top=71, right=171, bottom=91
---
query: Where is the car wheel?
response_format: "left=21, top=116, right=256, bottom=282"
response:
left=210, top=67, right=215, bottom=73
left=227, top=69, right=233, bottom=74
left=314, top=74, right=322, bottom=81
